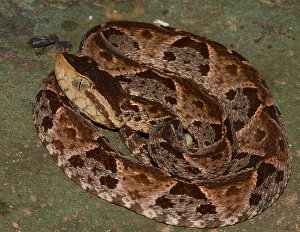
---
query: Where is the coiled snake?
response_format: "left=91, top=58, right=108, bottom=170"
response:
left=33, top=21, right=290, bottom=228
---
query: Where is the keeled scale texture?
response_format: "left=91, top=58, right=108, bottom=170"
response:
left=33, top=21, right=290, bottom=228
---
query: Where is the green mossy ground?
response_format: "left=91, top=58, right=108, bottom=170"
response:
left=0, top=1, right=299, bottom=231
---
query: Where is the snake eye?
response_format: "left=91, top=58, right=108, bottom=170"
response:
left=96, top=109, right=103, bottom=116
left=72, top=79, right=90, bottom=91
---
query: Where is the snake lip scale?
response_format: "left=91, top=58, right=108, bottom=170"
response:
left=33, top=21, right=290, bottom=228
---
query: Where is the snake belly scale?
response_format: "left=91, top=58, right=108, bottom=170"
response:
left=33, top=21, right=290, bottom=228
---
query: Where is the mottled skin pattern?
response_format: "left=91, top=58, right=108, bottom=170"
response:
left=33, top=21, right=290, bottom=228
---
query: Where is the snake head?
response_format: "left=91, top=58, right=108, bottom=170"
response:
left=54, top=53, right=126, bottom=129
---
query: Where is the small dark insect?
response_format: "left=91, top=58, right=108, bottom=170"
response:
left=28, top=34, right=59, bottom=48
left=28, top=34, right=72, bottom=54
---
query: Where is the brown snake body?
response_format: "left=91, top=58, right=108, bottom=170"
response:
left=33, top=21, right=290, bottom=228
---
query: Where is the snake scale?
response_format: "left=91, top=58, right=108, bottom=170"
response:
left=33, top=21, right=290, bottom=228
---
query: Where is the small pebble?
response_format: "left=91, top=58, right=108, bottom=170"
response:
left=153, top=19, right=170, bottom=27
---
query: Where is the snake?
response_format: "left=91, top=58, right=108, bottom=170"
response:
left=32, top=21, right=290, bottom=228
